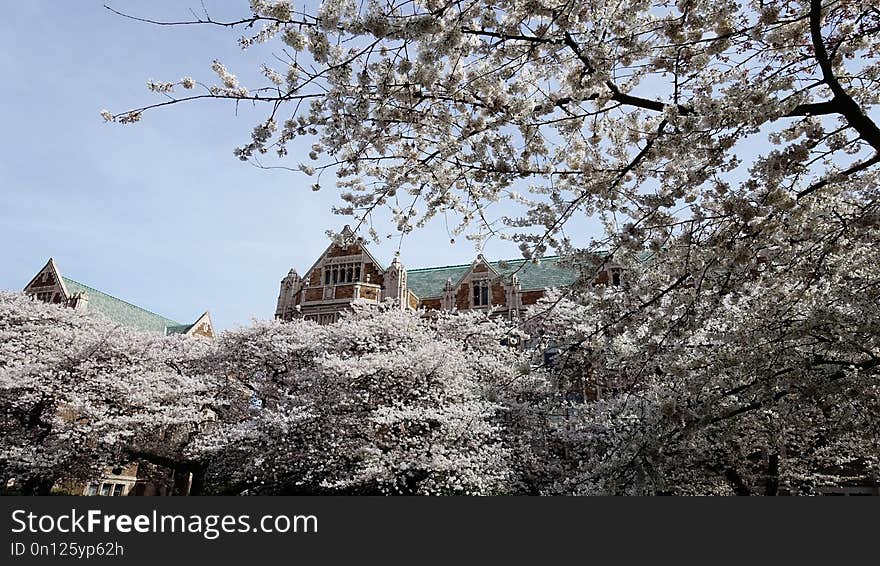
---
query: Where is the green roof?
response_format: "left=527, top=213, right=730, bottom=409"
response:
left=62, top=277, right=184, bottom=334
left=166, top=323, right=195, bottom=335
left=407, top=256, right=579, bottom=298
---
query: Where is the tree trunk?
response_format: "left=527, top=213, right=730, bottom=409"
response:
left=189, top=464, right=207, bottom=496
left=171, top=467, right=192, bottom=496
left=710, top=464, right=751, bottom=496
left=764, top=454, right=780, bottom=496
left=21, top=477, right=55, bottom=496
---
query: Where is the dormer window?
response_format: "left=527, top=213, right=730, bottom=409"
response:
left=473, top=279, right=489, bottom=307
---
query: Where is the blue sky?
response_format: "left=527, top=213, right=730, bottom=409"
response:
left=0, top=1, right=602, bottom=330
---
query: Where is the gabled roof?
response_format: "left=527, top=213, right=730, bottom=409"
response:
left=407, top=256, right=579, bottom=298
left=62, top=277, right=184, bottom=334
left=301, top=225, right=387, bottom=279
left=24, top=258, right=70, bottom=297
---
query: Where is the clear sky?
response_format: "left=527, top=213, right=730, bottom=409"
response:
left=0, top=1, right=602, bottom=331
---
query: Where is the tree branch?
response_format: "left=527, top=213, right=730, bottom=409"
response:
left=103, top=4, right=315, bottom=28
left=810, top=0, right=880, bottom=152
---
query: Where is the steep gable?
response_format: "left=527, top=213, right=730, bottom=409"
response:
left=277, top=225, right=394, bottom=323
left=23, top=258, right=69, bottom=305
left=301, top=225, right=387, bottom=284
left=183, top=311, right=215, bottom=338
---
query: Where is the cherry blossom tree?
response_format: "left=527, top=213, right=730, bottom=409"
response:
left=0, top=292, right=229, bottom=495
left=192, top=305, right=530, bottom=495
left=529, top=198, right=880, bottom=494
left=104, top=0, right=880, bottom=249
left=100, top=0, right=880, bottom=494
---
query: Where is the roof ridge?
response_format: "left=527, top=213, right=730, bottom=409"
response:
left=491, top=256, right=561, bottom=265
left=407, top=255, right=561, bottom=273
left=62, top=277, right=182, bottom=326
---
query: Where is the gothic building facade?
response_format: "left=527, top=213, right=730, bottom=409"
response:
left=275, top=226, right=623, bottom=323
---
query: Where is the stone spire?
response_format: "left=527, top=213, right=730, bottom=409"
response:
left=441, top=277, right=456, bottom=311
left=383, top=253, right=408, bottom=309
left=275, top=268, right=302, bottom=320
left=506, top=273, right=523, bottom=315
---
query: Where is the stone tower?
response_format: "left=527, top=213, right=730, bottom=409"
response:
left=383, top=255, right=408, bottom=309
left=441, top=277, right=456, bottom=311
left=506, top=273, right=523, bottom=316
left=275, top=268, right=302, bottom=320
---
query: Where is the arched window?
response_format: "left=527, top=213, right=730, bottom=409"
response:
left=324, top=262, right=365, bottom=285
left=472, top=280, right=489, bottom=306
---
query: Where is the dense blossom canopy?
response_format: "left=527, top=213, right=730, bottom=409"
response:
left=74, top=0, right=880, bottom=493
left=0, top=295, right=540, bottom=495
left=194, top=306, right=531, bottom=495
left=0, top=292, right=221, bottom=494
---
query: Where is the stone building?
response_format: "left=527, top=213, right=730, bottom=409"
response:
left=22, top=257, right=214, bottom=495
left=275, top=225, right=623, bottom=323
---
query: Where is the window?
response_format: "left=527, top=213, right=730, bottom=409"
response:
left=324, top=263, right=362, bottom=285
left=35, top=291, right=53, bottom=303
left=88, top=483, right=128, bottom=496
left=611, top=268, right=622, bottom=286
left=472, top=280, right=489, bottom=307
